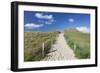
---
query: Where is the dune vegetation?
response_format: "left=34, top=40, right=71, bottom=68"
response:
left=64, top=29, right=90, bottom=59
left=24, top=29, right=90, bottom=61
left=24, top=31, right=59, bottom=61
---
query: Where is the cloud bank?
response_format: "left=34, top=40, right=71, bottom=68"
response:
left=24, top=23, right=43, bottom=29
left=76, top=26, right=90, bottom=33
left=35, top=13, right=55, bottom=25
left=35, top=13, right=53, bottom=20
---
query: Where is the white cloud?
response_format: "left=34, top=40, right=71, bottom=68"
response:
left=45, top=19, right=56, bottom=24
left=24, top=23, right=43, bottom=29
left=76, top=26, right=90, bottom=33
left=35, top=13, right=53, bottom=20
left=68, top=18, right=74, bottom=23
left=50, top=19, right=55, bottom=22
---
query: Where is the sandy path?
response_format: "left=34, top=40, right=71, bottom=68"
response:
left=43, top=33, right=76, bottom=61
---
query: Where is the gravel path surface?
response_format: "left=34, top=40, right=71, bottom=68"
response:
left=43, top=33, right=76, bottom=61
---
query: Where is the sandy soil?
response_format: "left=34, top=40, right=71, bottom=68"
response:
left=43, top=33, right=76, bottom=61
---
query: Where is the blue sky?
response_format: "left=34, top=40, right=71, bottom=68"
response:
left=24, top=11, right=90, bottom=33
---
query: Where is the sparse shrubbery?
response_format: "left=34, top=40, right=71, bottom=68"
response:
left=64, top=29, right=90, bottom=59
left=24, top=32, right=58, bottom=61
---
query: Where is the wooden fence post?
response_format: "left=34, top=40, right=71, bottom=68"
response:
left=74, top=43, right=76, bottom=51
left=42, top=42, right=45, bottom=57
